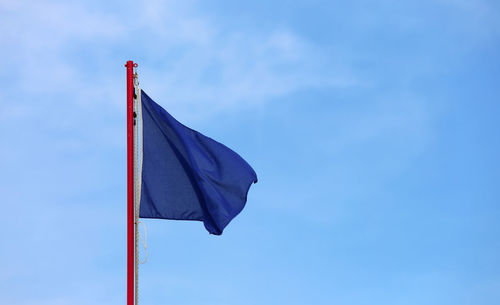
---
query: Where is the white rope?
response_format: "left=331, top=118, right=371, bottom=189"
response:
left=135, top=82, right=146, bottom=265
left=133, top=73, right=145, bottom=305
left=137, top=220, right=148, bottom=264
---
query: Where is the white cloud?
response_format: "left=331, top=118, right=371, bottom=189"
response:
left=0, top=0, right=123, bottom=91
left=134, top=9, right=357, bottom=118
left=0, top=0, right=357, bottom=121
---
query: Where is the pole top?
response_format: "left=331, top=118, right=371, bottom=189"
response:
left=125, top=60, right=138, bottom=68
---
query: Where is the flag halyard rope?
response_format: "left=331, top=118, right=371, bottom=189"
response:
left=133, top=73, right=146, bottom=305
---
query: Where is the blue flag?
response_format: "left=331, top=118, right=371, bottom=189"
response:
left=138, top=90, right=257, bottom=235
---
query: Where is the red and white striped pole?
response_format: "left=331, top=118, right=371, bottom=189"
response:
left=125, top=60, right=136, bottom=305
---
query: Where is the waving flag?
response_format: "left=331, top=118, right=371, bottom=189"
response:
left=137, top=90, right=258, bottom=235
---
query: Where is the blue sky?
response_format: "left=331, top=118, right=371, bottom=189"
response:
left=1, top=0, right=499, bottom=304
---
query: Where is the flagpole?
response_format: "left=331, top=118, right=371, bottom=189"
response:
left=125, top=60, right=136, bottom=305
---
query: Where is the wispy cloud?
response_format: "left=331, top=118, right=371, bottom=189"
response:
left=0, top=0, right=357, bottom=121
left=133, top=2, right=357, bottom=116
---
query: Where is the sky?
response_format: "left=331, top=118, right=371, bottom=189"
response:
left=1, top=0, right=499, bottom=304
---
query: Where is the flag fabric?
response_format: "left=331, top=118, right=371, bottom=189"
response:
left=138, top=90, right=258, bottom=235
